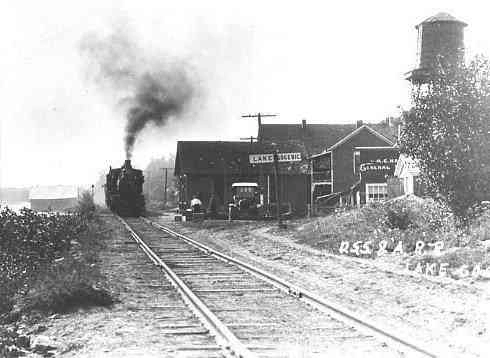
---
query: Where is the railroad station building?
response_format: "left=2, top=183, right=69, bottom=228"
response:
left=175, top=140, right=310, bottom=216
left=175, top=119, right=399, bottom=216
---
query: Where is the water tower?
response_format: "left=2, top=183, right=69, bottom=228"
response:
left=406, top=12, right=467, bottom=84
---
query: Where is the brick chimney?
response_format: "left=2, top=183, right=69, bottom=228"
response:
left=301, top=119, right=307, bottom=129
left=356, top=120, right=363, bottom=128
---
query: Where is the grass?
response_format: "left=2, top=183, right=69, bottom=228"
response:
left=295, top=197, right=489, bottom=267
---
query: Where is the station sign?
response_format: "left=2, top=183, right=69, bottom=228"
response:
left=249, top=152, right=302, bottom=164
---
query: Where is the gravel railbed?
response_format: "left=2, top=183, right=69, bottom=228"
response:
left=156, top=216, right=490, bottom=358
left=129, top=217, right=405, bottom=358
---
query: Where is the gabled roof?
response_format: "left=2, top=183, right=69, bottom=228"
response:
left=394, top=154, right=420, bottom=177
left=327, top=124, right=394, bottom=151
left=29, top=185, right=78, bottom=200
left=258, top=122, right=398, bottom=155
left=175, top=141, right=309, bottom=176
left=259, top=123, right=355, bottom=154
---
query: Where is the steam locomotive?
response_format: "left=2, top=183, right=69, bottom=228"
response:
left=105, top=160, right=145, bottom=216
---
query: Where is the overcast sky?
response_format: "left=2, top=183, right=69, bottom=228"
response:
left=1, top=0, right=489, bottom=187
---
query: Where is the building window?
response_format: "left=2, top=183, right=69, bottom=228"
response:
left=366, top=183, right=388, bottom=203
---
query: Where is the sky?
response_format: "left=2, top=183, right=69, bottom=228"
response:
left=1, top=0, right=490, bottom=187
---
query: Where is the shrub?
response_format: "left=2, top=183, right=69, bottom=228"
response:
left=1, top=208, right=84, bottom=306
left=77, top=190, right=96, bottom=219
left=297, top=197, right=458, bottom=258
left=0, top=207, right=113, bottom=317
left=385, top=205, right=412, bottom=230
left=19, top=256, right=113, bottom=313
left=0, top=326, right=30, bottom=358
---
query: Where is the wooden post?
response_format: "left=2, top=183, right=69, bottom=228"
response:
left=267, top=175, right=270, bottom=205
left=310, top=158, right=315, bottom=217
left=241, top=113, right=277, bottom=143
left=273, top=151, right=283, bottom=227
left=163, top=168, right=168, bottom=206
left=222, top=158, right=227, bottom=206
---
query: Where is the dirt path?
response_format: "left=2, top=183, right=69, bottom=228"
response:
left=157, top=217, right=490, bottom=358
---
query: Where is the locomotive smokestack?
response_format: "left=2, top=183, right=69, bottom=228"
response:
left=123, top=159, right=132, bottom=169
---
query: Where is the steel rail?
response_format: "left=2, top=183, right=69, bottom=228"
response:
left=143, top=217, right=439, bottom=358
left=117, top=216, right=258, bottom=358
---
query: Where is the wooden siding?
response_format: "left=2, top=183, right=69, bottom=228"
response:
left=332, top=127, right=393, bottom=193
left=181, top=173, right=309, bottom=216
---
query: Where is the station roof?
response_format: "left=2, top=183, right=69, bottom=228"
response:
left=259, top=123, right=354, bottom=154
left=258, top=122, right=398, bottom=155
left=175, top=140, right=308, bottom=176
left=175, top=121, right=399, bottom=176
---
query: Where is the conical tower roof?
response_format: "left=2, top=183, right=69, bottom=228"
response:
left=416, top=12, right=467, bottom=28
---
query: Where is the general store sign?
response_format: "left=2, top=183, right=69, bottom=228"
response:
left=249, top=152, right=302, bottom=164
left=360, top=158, right=398, bottom=172
left=359, top=149, right=398, bottom=180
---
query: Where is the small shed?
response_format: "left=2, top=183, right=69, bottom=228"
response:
left=394, top=154, right=424, bottom=196
left=29, top=186, right=79, bottom=212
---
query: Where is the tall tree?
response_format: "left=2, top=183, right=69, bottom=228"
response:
left=400, top=56, right=490, bottom=224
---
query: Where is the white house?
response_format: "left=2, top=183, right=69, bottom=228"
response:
left=29, top=185, right=79, bottom=212
left=394, top=154, right=421, bottom=195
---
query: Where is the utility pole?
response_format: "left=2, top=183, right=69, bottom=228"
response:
left=161, top=167, right=174, bottom=208
left=242, top=113, right=277, bottom=219
left=147, top=171, right=151, bottom=201
left=241, top=113, right=277, bottom=141
left=163, top=168, right=168, bottom=206
left=273, top=150, right=284, bottom=228
left=221, top=157, right=227, bottom=206
left=239, top=136, right=257, bottom=144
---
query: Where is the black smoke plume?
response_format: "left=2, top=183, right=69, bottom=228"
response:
left=80, top=29, right=194, bottom=159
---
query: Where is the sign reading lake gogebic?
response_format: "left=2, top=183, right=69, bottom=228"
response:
left=249, top=152, right=302, bottom=164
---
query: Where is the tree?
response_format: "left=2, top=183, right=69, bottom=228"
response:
left=143, top=155, right=177, bottom=207
left=400, top=56, right=490, bottom=225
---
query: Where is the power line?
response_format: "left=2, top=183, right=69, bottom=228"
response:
left=241, top=112, right=278, bottom=129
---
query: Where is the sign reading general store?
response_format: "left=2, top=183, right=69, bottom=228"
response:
left=249, top=152, right=302, bottom=164
left=359, top=149, right=399, bottom=182
left=360, top=158, right=398, bottom=172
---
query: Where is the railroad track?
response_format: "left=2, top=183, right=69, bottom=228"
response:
left=118, top=216, right=438, bottom=358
